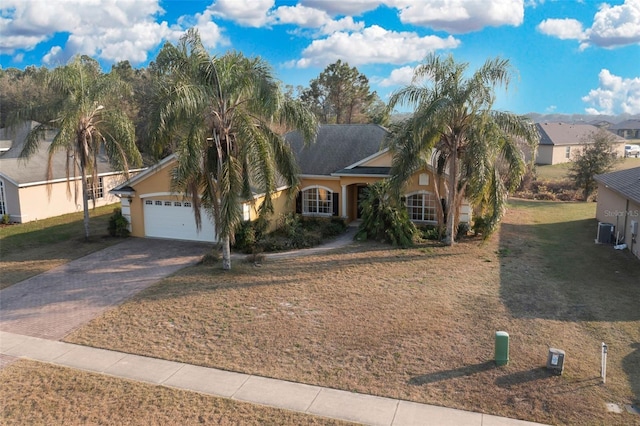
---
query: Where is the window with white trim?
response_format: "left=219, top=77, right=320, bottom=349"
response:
left=406, top=192, right=437, bottom=222
left=565, top=146, right=571, bottom=159
left=86, top=177, right=104, bottom=200
left=0, top=180, right=6, bottom=216
left=303, top=187, right=332, bottom=215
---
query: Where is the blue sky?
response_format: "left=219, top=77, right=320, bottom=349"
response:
left=1, top=0, right=639, bottom=116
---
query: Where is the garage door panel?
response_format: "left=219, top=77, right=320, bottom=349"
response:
left=144, top=200, right=216, bottom=242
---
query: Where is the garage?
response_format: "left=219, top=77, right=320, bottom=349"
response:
left=143, top=199, right=217, bottom=242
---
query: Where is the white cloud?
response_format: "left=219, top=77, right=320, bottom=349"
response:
left=300, top=0, right=384, bottom=16
left=274, top=4, right=363, bottom=34
left=582, top=69, right=640, bottom=115
left=586, top=0, right=640, bottom=48
left=537, top=19, right=585, bottom=40
left=208, top=0, right=275, bottom=27
left=538, top=0, right=640, bottom=49
left=377, top=66, right=415, bottom=87
left=0, top=0, right=227, bottom=65
left=295, top=25, right=460, bottom=68
left=395, top=0, right=524, bottom=33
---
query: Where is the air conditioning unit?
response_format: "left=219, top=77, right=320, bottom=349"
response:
left=596, top=222, right=615, bottom=244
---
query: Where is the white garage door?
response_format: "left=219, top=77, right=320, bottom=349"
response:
left=143, top=199, right=217, bottom=242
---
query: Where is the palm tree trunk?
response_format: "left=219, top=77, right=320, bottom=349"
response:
left=221, top=236, right=231, bottom=270
left=444, top=149, right=458, bottom=246
left=80, top=166, right=90, bottom=241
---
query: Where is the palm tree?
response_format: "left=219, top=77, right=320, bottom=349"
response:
left=150, top=29, right=317, bottom=270
left=18, top=55, right=142, bottom=240
left=387, top=54, right=539, bottom=245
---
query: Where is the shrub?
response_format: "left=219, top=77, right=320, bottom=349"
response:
left=472, top=216, right=490, bottom=236
left=457, top=222, right=470, bottom=239
left=418, top=224, right=444, bottom=241
left=355, top=180, right=416, bottom=247
left=108, top=208, right=130, bottom=237
left=1, top=214, right=10, bottom=225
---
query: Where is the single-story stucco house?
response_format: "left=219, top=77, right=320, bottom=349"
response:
left=111, top=124, right=470, bottom=243
left=609, top=119, right=640, bottom=140
left=594, top=166, right=640, bottom=261
left=0, top=121, right=143, bottom=223
left=535, top=122, right=626, bottom=165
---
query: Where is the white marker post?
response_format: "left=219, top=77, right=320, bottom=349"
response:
left=601, top=342, right=608, bottom=384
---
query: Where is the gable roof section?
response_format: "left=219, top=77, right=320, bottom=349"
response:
left=0, top=121, right=123, bottom=186
left=536, top=122, right=624, bottom=146
left=595, top=166, right=640, bottom=204
left=111, top=153, right=175, bottom=194
left=285, top=124, right=390, bottom=175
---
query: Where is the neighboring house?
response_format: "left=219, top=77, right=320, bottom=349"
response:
left=594, top=166, right=640, bottom=261
left=609, top=119, right=640, bottom=140
left=535, top=122, right=625, bottom=165
left=0, top=121, right=141, bottom=223
left=112, top=124, right=470, bottom=243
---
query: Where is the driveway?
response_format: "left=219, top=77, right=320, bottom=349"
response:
left=0, top=238, right=211, bottom=340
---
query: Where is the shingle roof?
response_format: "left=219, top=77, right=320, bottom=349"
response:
left=594, top=166, right=640, bottom=204
left=285, top=124, right=389, bottom=175
left=609, top=119, right=640, bottom=131
left=0, top=121, right=118, bottom=186
left=536, top=122, right=625, bottom=146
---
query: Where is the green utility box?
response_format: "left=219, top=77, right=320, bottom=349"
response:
left=495, top=331, right=509, bottom=366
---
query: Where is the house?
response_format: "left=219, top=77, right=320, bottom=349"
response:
left=594, top=166, right=640, bottom=261
left=0, top=121, right=141, bottom=223
left=609, top=119, right=640, bottom=140
left=287, top=124, right=470, bottom=224
left=535, top=122, right=626, bottom=165
left=112, top=124, right=470, bottom=243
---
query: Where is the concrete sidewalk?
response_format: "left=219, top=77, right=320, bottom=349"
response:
left=1, top=331, right=547, bottom=426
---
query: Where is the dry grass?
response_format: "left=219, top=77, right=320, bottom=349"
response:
left=0, top=360, right=351, bottom=425
left=66, top=200, right=640, bottom=425
left=0, top=204, right=121, bottom=289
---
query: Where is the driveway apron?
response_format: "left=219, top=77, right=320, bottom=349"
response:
left=0, top=238, right=211, bottom=340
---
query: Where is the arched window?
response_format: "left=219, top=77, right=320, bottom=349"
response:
left=302, top=187, right=333, bottom=215
left=406, top=192, right=437, bottom=222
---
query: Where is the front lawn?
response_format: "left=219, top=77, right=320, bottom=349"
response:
left=0, top=204, right=122, bottom=289
left=64, top=200, right=640, bottom=425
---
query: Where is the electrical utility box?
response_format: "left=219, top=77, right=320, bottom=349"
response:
left=547, top=348, right=565, bottom=375
left=495, top=331, right=509, bottom=366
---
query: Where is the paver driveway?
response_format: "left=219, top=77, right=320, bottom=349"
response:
left=0, top=238, right=211, bottom=340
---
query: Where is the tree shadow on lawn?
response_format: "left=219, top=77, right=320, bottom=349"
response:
left=623, top=343, right=640, bottom=404
left=499, top=219, right=640, bottom=322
